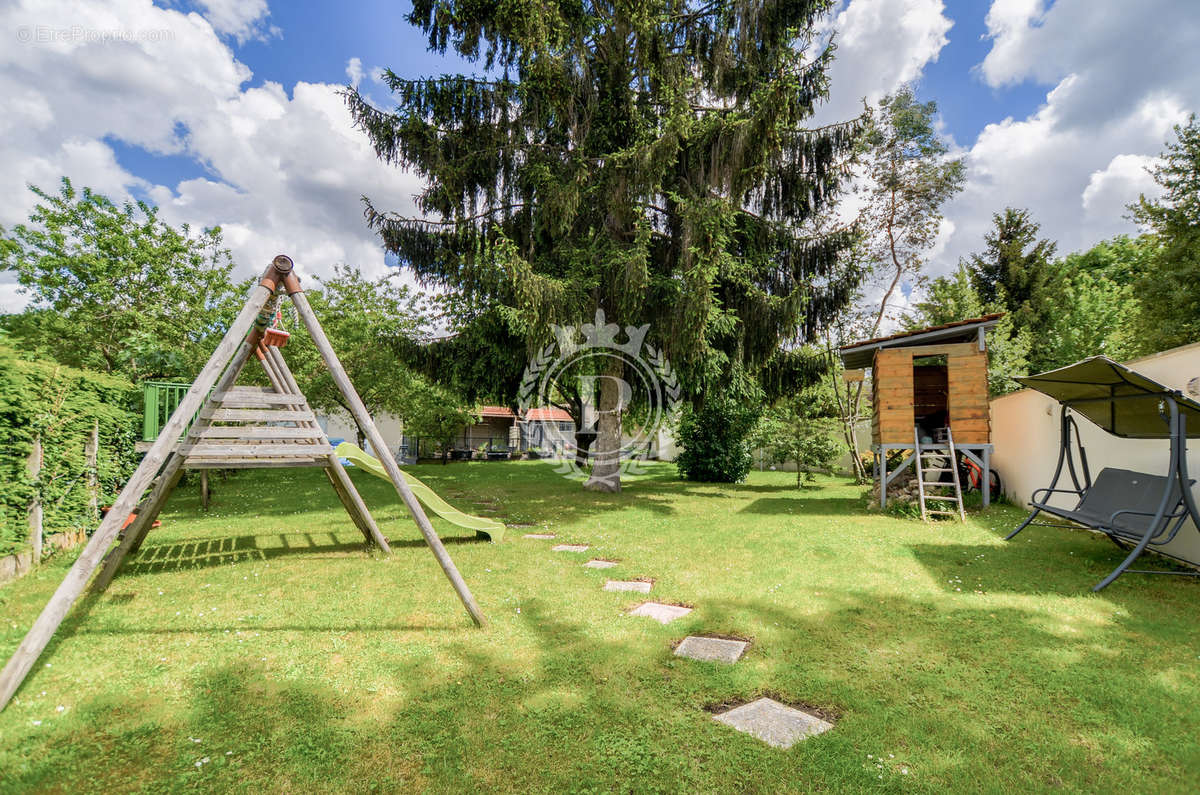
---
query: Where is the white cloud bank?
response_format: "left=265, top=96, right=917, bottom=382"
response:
left=0, top=0, right=415, bottom=312
left=938, top=0, right=1199, bottom=269
left=1, top=0, right=1195, bottom=320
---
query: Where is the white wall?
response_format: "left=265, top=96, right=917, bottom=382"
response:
left=317, top=409, right=405, bottom=458
left=990, top=341, right=1200, bottom=566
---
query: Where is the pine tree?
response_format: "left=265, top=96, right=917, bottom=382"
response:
left=1131, top=115, right=1200, bottom=352
left=347, top=0, right=863, bottom=490
left=967, top=208, right=1059, bottom=371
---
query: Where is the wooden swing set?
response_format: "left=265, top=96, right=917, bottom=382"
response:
left=0, top=255, right=486, bottom=712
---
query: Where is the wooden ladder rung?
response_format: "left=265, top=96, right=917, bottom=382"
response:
left=213, top=390, right=306, bottom=407
left=190, top=426, right=325, bottom=441
left=195, top=410, right=314, bottom=422
left=180, top=442, right=334, bottom=458
left=184, top=458, right=326, bottom=469
left=925, top=495, right=959, bottom=501
left=927, top=509, right=959, bottom=516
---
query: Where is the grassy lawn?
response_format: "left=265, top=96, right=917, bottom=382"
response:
left=1, top=461, right=1198, bottom=792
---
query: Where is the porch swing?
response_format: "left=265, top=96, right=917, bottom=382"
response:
left=1006, top=356, right=1200, bottom=590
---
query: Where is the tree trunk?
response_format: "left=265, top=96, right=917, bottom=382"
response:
left=574, top=430, right=596, bottom=469
left=583, top=357, right=624, bottom=492
left=441, top=439, right=450, bottom=465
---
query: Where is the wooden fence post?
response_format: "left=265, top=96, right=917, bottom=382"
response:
left=27, top=437, right=43, bottom=565
left=86, top=420, right=99, bottom=519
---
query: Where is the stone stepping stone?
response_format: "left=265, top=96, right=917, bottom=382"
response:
left=583, top=559, right=618, bottom=569
left=712, top=698, right=832, bottom=749
left=628, top=602, right=692, bottom=624
left=523, top=533, right=556, bottom=540
left=675, top=636, right=747, bottom=664
left=551, top=544, right=589, bottom=552
left=604, top=580, right=652, bottom=593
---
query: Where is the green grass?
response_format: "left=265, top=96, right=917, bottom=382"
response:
left=1, top=461, right=1198, bottom=793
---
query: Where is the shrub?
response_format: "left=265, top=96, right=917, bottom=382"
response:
left=675, top=395, right=760, bottom=483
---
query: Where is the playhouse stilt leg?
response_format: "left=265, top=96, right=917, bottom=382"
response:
left=983, top=447, right=991, bottom=508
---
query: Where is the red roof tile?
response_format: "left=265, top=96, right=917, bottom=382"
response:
left=524, top=407, right=574, bottom=422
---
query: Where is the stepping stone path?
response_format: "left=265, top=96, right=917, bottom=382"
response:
left=528, top=523, right=834, bottom=742
left=628, top=602, right=692, bottom=624
left=604, top=580, right=652, bottom=593
left=674, top=636, right=747, bottom=664
left=712, top=698, right=832, bottom=749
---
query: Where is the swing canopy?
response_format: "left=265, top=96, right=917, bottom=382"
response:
left=1007, top=355, right=1200, bottom=591
left=1016, top=356, right=1200, bottom=439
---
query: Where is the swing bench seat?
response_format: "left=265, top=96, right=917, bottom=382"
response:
left=1029, top=467, right=1193, bottom=544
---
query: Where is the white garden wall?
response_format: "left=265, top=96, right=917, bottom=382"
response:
left=990, top=340, right=1200, bottom=567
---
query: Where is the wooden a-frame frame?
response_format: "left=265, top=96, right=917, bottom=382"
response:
left=0, top=256, right=486, bottom=711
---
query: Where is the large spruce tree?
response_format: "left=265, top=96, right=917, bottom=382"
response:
left=347, top=0, right=862, bottom=491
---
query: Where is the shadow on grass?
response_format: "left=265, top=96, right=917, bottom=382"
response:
left=9, top=559, right=1198, bottom=793
left=909, top=529, right=1200, bottom=599
left=737, top=496, right=861, bottom=516
left=117, top=531, right=485, bottom=578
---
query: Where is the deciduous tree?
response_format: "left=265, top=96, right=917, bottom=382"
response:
left=0, top=179, right=245, bottom=382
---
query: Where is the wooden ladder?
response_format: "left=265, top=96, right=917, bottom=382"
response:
left=914, top=426, right=966, bottom=522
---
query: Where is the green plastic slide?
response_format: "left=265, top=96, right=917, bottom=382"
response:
left=334, top=442, right=504, bottom=542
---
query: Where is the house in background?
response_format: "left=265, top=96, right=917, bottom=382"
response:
left=521, top=407, right=577, bottom=456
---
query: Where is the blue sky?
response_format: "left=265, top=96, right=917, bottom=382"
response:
left=1, top=0, right=1196, bottom=320
left=112, top=0, right=1042, bottom=190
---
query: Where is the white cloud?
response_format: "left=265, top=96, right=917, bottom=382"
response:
left=933, top=0, right=1199, bottom=274
left=345, top=56, right=364, bottom=88
left=818, top=0, right=953, bottom=122
left=194, top=0, right=278, bottom=44
left=0, top=0, right=419, bottom=312
left=1081, top=154, right=1158, bottom=220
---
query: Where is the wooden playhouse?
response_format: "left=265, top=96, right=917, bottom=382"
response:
left=839, top=314, right=1003, bottom=509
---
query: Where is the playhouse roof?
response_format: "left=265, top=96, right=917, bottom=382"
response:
left=839, top=313, right=1004, bottom=370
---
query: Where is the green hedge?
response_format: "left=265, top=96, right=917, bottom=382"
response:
left=0, top=345, right=137, bottom=556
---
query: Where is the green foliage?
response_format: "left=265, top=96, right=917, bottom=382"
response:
left=674, top=387, right=761, bottom=484
left=908, top=264, right=1032, bottom=394
left=1130, top=115, right=1200, bottom=353
left=0, top=179, right=248, bottom=382
left=749, top=379, right=844, bottom=488
left=965, top=207, right=1059, bottom=371
left=1042, top=235, right=1153, bottom=364
left=912, top=231, right=1152, bottom=393
left=348, top=1, right=867, bottom=485
left=282, top=264, right=434, bottom=446
left=0, top=344, right=136, bottom=555
left=400, top=380, right=476, bottom=464
left=854, top=86, right=966, bottom=334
